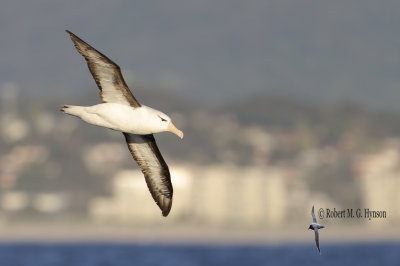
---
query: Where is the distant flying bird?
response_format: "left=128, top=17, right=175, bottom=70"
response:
left=308, top=205, right=325, bottom=253
left=61, top=30, right=183, bottom=217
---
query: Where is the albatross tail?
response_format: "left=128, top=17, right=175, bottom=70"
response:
left=60, top=105, right=85, bottom=117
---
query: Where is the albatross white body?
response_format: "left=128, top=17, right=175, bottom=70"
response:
left=63, top=103, right=173, bottom=135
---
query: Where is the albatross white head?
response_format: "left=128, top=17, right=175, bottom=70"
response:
left=144, top=107, right=184, bottom=139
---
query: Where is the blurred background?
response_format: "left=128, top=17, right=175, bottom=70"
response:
left=1, top=0, right=400, bottom=265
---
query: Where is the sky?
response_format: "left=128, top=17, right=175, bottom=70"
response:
left=2, top=0, right=400, bottom=109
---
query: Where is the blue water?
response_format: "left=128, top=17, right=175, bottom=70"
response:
left=0, top=242, right=397, bottom=266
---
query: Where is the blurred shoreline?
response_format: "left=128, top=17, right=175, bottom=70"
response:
left=2, top=87, right=400, bottom=245
left=0, top=224, right=399, bottom=244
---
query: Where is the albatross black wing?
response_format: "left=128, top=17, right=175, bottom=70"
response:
left=311, top=205, right=317, bottom=223
left=314, top=230, right=321, bottom=253
left=123, top=133, right=173, bottom=216
left=66, top=30, right=141, bottom=108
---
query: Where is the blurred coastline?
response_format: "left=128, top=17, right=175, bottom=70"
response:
left=0, top=223, right=399, bottom=244
left=1, top=82, right=400, bottom=243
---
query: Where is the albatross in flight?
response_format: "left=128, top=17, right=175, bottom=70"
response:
left=308, top=205, right=325, bottom=253
left=61, top=30, right=183, bottom=217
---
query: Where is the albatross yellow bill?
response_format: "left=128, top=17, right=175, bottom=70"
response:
left=168, top=122, right=184, bottom=139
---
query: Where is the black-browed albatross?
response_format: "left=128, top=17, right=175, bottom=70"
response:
left=61, top=30, right=183, bottom=217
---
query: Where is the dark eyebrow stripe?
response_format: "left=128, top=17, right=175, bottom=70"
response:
left=158, top=115, right=167, bottom=122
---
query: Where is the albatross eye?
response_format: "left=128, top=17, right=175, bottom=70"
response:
left=158, top=115, right=167, bottom=122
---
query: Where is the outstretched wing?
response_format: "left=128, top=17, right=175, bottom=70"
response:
left=311, top=205, right=317, bottom=223
left=123, top=133, right=173, bottom=216
left=314, top=230, right=321, bottom=253
left=66, top=30, right=141, bottom=108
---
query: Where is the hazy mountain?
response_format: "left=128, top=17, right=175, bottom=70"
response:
left=2, top=1, right=400, bottom=110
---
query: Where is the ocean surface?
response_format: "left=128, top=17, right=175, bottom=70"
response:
left=0, top=242, right=398, bottom=266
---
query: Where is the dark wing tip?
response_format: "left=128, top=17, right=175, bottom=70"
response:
left=65, top=30, right=76, bottom=39
left=160, top=197, right=172, bottom=217
left=65, top=30, right=87, bottom=49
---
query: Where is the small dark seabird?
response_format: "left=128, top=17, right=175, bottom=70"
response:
left=61, top=31, right=183, bottom=217
left=308, top=205, right=325, bottom=253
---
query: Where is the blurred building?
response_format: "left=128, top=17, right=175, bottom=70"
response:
left=89, top=164, right=289, bottom=227
left=0, top=82, right=30, bottom=143
left=357, top=141, right=400, bottom=227
left=89, top=166, right=193, bottom=224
